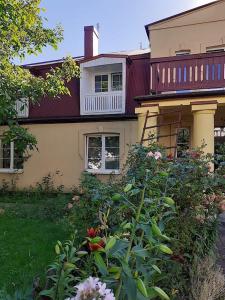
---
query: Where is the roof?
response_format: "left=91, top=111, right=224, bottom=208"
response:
left=145, top=0, right=222, bottom=37
left=23, top=48, right=150, bottom=68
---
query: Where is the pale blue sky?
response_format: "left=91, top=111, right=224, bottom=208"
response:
left=23, top=0, right=213, bottom=64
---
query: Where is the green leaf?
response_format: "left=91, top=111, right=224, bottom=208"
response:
left=94, top=252, right=108, bottom=276
left=105, top=237, right=117, bottom=252
left=152, top=287, right=170, bottom=300
left=137, top=278, right=148, bottom=297
left=124, top=183, right=132, bottom=193
left=152, top=264, right=161, bottom=274
left=158, top=244, right=173, bottom=255
left=112, top=193, right=122, bottom=201
left=162, top=197, right=175, bottom=206
left=55, top=244, right=60, bottom=255
left=152, top=223, right=162, bottom=237
left=89, top=237, right=102, bottom=243
left=132, top=245, right=148, bottom=258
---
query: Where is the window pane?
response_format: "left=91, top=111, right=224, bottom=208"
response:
left=95, top=75, right=108, bottom=93
left=88, top=136, right=102, bottom=148
left=177, top=128, right=190, bottom=158
left=105, top=158, right=119, bottom=170
left=112, top=72, right=122, bottom=91
left=105, top=136, right=119, bottom=148
left=88, top=159, right=102, bottom=170
left=87, top=136, right=102, bottom=170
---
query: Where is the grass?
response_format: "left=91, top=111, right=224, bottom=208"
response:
left=0, top=192, right=72, bottom=293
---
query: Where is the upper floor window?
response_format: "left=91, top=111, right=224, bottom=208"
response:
left=86, top=134, right=120, bottom=173
left=175, top=50, right=191, bottom=56
left=0, top=140, right=23, bottom=172
left=95, top=72, right=122, bottom=93
left=206, top=46, right=225, bottom=53
left=111, top=72, right=122, bottom=91
left=95, top=75, right=108, bottom=93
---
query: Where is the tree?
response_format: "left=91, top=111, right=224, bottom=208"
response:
left=0, top=0, right=80, bottom=155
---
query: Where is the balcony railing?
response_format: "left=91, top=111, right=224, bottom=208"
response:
left=150, top=52, right=225, bottom=93
left=82, top=92, right=124, bottom=115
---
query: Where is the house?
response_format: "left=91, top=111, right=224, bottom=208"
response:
left=136, top=0, right=225, bottom=160
left=0, top=26, right=150, bottom=190
left=1, top=0, right=225, bottom=190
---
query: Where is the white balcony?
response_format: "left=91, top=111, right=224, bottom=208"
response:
left=83, top=92, right=123, bottom=114
left=80, top=56, right=126, bottom=115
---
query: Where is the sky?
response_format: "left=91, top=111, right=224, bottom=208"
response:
left=22, top=0, right=214, bottom=64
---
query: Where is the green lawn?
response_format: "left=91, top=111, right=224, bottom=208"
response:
left=0, top=193, right=71, bottom=293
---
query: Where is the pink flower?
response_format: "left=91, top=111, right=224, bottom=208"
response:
left=154, top=151, right=162, bottom=160
left=146, top=151, right=154, bottom=157
left=67, top=203, right=73, bottom=209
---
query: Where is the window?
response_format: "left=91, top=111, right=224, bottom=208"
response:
left=0, top=140, right=23, bottom=171
left=111, top=72, right=122, bottom=91
left=95, top=75, right=108, bottom=93
left=177, top=128, right=190, bottom=158
left=86, top=134, right=120, bottom=173
left=175, top=50, right=191, bottom=56
left=206, top=46, right=225, bottom=53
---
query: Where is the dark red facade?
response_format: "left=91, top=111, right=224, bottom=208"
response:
left=26, top=52, right=150, bottom=120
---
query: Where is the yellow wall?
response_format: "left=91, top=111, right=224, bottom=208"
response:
left=0, top=120, right=137, bottom=191
left=148, top=0, right=225, bottom=58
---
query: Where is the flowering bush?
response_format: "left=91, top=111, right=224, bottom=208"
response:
left=40, top=144, right=223, bottom=300
left=66, top=277, right=115, bottom=300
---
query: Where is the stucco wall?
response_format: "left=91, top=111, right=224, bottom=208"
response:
left=0, top=120, right=137, bottom=191
left=148, top=0, right=225, bottom=58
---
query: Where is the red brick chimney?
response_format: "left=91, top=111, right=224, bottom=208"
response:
left=84, top=26, right=99, bottom=58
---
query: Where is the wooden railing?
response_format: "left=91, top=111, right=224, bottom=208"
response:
left=150, top=52, right=225, bottom=93
left=82, top=92, right=123, bottom=115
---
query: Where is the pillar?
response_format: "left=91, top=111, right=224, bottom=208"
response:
left=192, top=103, right=217, bottom=156
left=135, top=106, right=159, bottom=145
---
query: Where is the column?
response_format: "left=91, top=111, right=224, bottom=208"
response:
left=135, top=106, right=159, bottom=145
left=192, top=103, right=217, bottom=156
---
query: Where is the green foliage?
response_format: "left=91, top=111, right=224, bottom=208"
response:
left=0, top=0, right=80, bottom=154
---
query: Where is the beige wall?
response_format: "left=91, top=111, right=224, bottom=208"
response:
left=148, top=0, right=225, bottom=58
left=0, top=120, right=137, bottom=191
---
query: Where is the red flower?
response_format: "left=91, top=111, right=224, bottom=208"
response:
left=167, top=153, right=173, bottom=160
left=87, top=228, right=98, bottom=238
left=88, top=240, right=105, bottom=252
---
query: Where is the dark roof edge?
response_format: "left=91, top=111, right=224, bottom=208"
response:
left=145, top=0, right=220, bottom=37
left=135, top=89, right=225, bottom=102
left=18, top=114, right=137, bottom=125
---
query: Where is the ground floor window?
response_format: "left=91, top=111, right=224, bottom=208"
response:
left=177, top=128, right=190, bottom=158
left=0, top=140, right=23, bottom=171
left=86, top=134, right=120, bottom=173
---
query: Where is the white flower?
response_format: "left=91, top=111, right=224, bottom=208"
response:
left=67, top=277, right=115, bottom=300
left=146, top=151, right=154, bottom=158
left=146, top=151, right=162, bottom=160
left=154, top=151, right=162, bottom=160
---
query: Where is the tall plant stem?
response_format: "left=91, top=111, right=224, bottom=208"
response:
left=115, top=187, right=146, bottom=300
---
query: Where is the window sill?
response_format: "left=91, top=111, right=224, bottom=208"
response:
left=0, top=169, right=23, bottom=174
left=86, top=169, right=120, bottom=175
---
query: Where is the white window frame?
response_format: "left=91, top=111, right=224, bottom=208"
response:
left=175, top=50, right=191, bottom=56
left=94, top=74, right=109, bottom=93
left=93, top=72, right=123, bottom=94
left=0, top=140, right=23, bottom=173
left=85, top=134, right=120, bottom=174
left=111, top=72, right=123, bottom=91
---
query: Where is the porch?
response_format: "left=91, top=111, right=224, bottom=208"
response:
left=135, top=90, right=225, bottom=157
